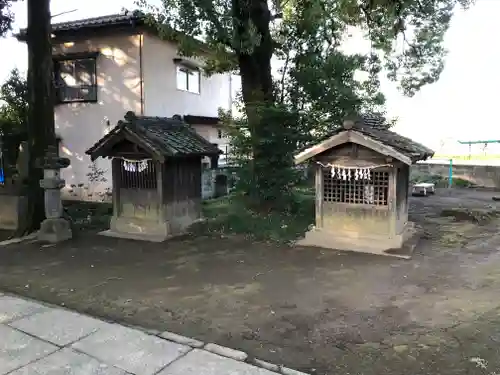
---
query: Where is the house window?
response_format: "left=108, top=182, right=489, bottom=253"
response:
left=322, top=168, right=389, bottom=206
left=54, top=56, right=97, bottom=103
left=176, top=65, right=200, bottom=94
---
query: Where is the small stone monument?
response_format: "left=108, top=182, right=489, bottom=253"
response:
left=37, top=145, right=72, bottom=243
left=0, top=139, right=29, bottom=231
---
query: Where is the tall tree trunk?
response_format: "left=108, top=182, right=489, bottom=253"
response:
left=234, top=0, right=274, bottom=117
left=16, top=0, right=56, bottom=235
left=234, top=0, right=289, bottom=209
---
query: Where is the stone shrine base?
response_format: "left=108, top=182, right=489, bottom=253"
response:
left=100, top=216, right=205, bottom=242
left=99, top=216, right=172, bottom=242
left=296, top=221, right=421, bottom=259
left=99, top=229, right=171, bottom=243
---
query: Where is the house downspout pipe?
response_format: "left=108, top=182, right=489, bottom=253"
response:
left=228, top=74, right=232, bottom=116
left=139, top=33, right=144, bottom=115
left=130, top=18, right=145, bottom=115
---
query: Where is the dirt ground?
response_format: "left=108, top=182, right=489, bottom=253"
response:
left=2, top=188, right=500, bottom=375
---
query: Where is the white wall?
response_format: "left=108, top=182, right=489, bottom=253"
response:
left=192, top=124, right=230, bottom=165
left=54, top=34, right=142, bottom=200
left=142, top=34, right=232, bottom=118
left=142, top=33, right=233, bottom=166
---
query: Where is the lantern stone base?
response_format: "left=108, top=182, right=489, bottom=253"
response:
left=296, top=221, right=420, bottom=259
left=38, top=217, right=72, bottom=243
left=99, top=216, right=172, bottom=242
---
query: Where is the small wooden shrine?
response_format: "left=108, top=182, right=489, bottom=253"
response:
left=85, top=111, right=221, bottom=242
left=294, top=114, right=434, bottom=257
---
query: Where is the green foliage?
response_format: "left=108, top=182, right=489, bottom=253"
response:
left=0, top=68, right=28, bottom=135
left=139, top=0, right=472, bottom=96
left=220, top=105, right=302, bottom=209
left=410, top=172, right=474, bottom=188
left=0, top=0, right=18, bottom=36
left=281, top=0, right=473, bottom=96
left=137, top=0, right=472, bottom=217
left=0, top=69, right=28, bottom=180
left=63, top=201, right=113, bottom=231
left=352, top=0, right=474, bottom=96
left=200, top=188, right=314, bottom=243
left=276, top=1, right=388, bottom=147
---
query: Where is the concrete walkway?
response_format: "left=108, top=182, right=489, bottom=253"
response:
left=0, top=293, right=307, bottom=375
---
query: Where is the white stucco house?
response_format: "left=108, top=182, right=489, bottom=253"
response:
left=16, top=11, right=233, bottom=200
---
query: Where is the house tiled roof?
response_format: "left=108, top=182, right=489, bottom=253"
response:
left=16, top=11, right=146, bottom=40
left=86, top=111, right=221, bottom=161
left=50, top=12, right=145, bottom=32
left=298, top=114, right=434, bottom=163
left=340, top=114, right=434, bottom=161
left=16, top=10, right=230, bottom=59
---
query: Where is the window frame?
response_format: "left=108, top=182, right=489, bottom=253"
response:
left=175, top=63, right=201, bottom=95
left=322, top=167, right=390, bottom=207
left=53, top=52, right=99, bottom=104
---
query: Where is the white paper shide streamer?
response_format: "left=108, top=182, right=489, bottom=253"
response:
left=317, top=162, right=391, bottom=180
left=119, top=157, right=152, bottom=173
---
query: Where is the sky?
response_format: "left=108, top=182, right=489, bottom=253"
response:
left=0, top=0, right=497, bottom=153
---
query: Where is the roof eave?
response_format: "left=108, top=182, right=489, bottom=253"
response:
left=85, top=125, right=167, bottom=162
left=183, top=115, right=220, bottom=126
left=176, top=150, right=222, bottom=158
left=294, top=130, right=414, bottom=166
left=410, top=151, right=435, bottom=163
left=15, top=20, right=143, bottom=43
left=15, top=14, right=223, bottom=58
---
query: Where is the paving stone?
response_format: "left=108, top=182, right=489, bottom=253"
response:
left=0, top=295, right=48, bottom=324
left=0, top=325, right=58, bottom=375
left=157, top=349, right=276, bottom=375
left=8, top=348, right=127, bottom=375
left=160, top=331, right=204, bottom=348
left=204, top=343, right=248, bottom=361
left=10, top=308, right=109, bottom=346
left=71, top=324, right=190, bottom=375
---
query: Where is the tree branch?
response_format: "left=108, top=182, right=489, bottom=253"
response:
left=198, top=2, right=234, bottom=50
left=279, top=50, right=291, bottom=103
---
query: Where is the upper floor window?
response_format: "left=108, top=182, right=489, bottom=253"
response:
left=217, top=129, right=229, bottom=139
left=54, top=53, right=98, bottom=103
left=176, top=65, right=200, bottom=94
